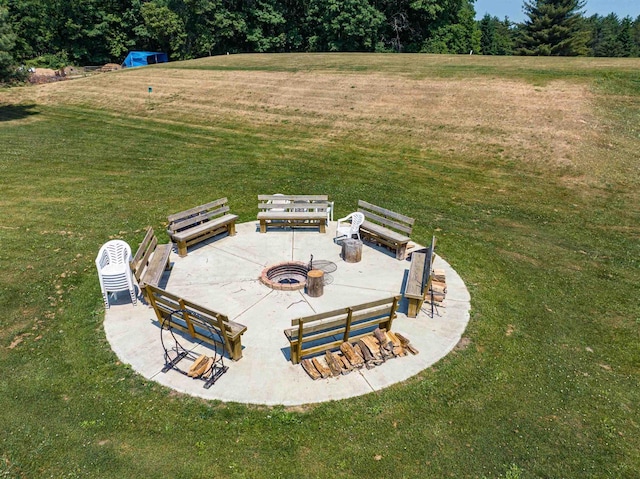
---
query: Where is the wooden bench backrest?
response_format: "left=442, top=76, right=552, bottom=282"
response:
left=145, top=284, right=239, bottom=357
left=358, top=200, right=415, bottom=235
left=168, top=198, right=230, bottom=234
left=422, top=235, right=437, bottom=298
left=288, top=296, right=400, bottom=362
left=130, top=226, right=157, bottom=283
left=258, top=195, right=329, bottom=212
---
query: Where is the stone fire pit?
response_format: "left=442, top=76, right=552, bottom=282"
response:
left=260, top=261, right=309, bottom=291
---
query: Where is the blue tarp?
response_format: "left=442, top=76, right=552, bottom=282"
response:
left=122, top=51, right=168, bottom=68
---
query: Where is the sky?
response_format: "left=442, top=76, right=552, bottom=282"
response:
left=474, top=0, right=640, bottom=22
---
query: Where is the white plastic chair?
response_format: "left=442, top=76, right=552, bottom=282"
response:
left=268, top=193, right=290, bottom=223
left=269, top=193, right=289, bottom=211
left=320, top=201, right=334, bottom=225
left=95, top=240, right=137, bottom=308
left=327, top=201, right=334, bottom=223
left=335, top=212, right=365, bottom=241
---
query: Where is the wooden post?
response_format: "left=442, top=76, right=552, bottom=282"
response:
left=342, top=239, right=363, bottom=263
left=306, top=270, right=324, bottom=297
left=342, top=308, right=353, bottom=343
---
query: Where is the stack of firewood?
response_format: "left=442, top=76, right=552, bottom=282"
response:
left=428, top=269, right=447, bottom=305
left=187, top=354, right=216, bottom=379
left=300, top=328, right=419, bottom=380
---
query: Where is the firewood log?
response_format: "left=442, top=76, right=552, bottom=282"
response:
left=356, top=340, right=374, bottom=362
left=374, top=328, right=393, bottom=353
left=325, top=351, right=342, bottom=377
left=200, top=357, right=215, bottom=377
left=340, top=342, right=364, bottom=368
left=188, top=354, right=209, bottom=377
left=336, top=353, right=353, bottom=374
left=430, top=292, right=445, bottom=303
left=355, top=340, right=377, bottom=368
left=405, top=344, right=419, bottom=355
left=433, top=269, right=446, bottom=282
left=431, top=281, right=447, bottom=294
left=394, top=332, right=419, bottom=355
left=312, top=357, right=332, bottom=378
left=385, top=331, right=406, bottom=356
left=360, top=336, right=383, bottom=360
left=352, top=343, right=367, bottom=365
left=301, top=359, right=322, bottom=380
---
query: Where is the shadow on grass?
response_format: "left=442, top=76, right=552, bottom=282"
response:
left=0, top=104, right=39, bottom=122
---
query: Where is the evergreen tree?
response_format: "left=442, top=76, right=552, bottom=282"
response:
left=592, top=13, right=623, bottom=57
left=518, top=0, right=589, bottom=55
left=633, top=16, right=640, bottom=55
left=479, top=14, right=514, bottom=55
left=617, top=16, right=635, bottom=57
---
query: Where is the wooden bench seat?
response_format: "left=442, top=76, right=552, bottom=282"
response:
left=284, top=296, right=400, bottom=364
left=404, top=236, right=436, bottom=318
left=257, top=195, right=329, bottom=233
left=167, top=198, right=238, bottom=257
left=145, top=285, right=247, bottom=361
left=358, top=200, right=415, bottom=260
left=130, top=227, right=173, bottom=291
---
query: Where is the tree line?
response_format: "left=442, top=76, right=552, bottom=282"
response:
left=1, top=0, right=640, bottom=81
left=481, top=10, right=640, bottom=57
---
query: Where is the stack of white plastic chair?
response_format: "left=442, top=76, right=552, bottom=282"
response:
left=95, top=240, right=137, bottom=308
left=326, top=201, right=335, bottom=224
left=335, top=212, right=365, bottom=241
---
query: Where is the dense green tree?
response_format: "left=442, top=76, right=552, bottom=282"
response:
left=0, top=5, right=23, bottom=82
left=374, top=0, right=479, bottom=53
left=11, top=0, right=640, bottom=63
left=479, top=14, right=514, bottom=55
left=5, top=0, right=51, bottom=62
left=141, top=1, right=187, bottom=58
left=421, top=1, right=480, bottom=54
left=307, top=0, right=385, bottom=51
left=6, top=0, right=147, bottom=65
left=518, top=0, right=589, bottom=56
left=243, top=0, right=288, bottom=52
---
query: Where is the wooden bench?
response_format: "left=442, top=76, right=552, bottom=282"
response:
left=130, top=227, right=174, bottom=291
left=167, top=198, right=238, bottom=257
left=284, top=296, right=400, bottom=364
left=257, top=195, right=329, bottom=233
left=358, top=200, right=415, bottom=260
left=404, top=236, right=437, bottom=318
left=145, top=285, right=247, bottom=361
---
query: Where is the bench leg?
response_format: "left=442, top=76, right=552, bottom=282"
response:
left=396, top=244, right=408, bottom=260
left=177, top=241, right=188, bottom=258
left=290, top=346, right=299, bottom=365
left=407, top=298, right=420, bottom=318
left=319, top=221, right=326, bottom=234
left=228, top=222, right=236, bottom=236
left=407, top=299, right=418, bottom=318
left=259, top=220, right=267, bottom=233
left=229, top=338, right=243, bottom=361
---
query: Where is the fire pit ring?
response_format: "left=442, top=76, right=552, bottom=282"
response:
left=260, top=261, right=309, bottom=291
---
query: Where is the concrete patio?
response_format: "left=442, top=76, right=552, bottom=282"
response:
left=104, top=221, right=471, bottom=406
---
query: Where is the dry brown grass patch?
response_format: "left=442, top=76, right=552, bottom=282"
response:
left=13, top=65, right=605, bottom=181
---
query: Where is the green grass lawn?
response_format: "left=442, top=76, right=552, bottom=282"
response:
left=0, top=54, right=639, bottom=478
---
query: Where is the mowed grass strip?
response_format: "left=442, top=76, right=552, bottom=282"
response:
left=0, top=54, right=639, bottom=478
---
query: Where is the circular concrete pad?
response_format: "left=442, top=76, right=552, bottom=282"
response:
left=104, top=221, right=470, bottom=405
